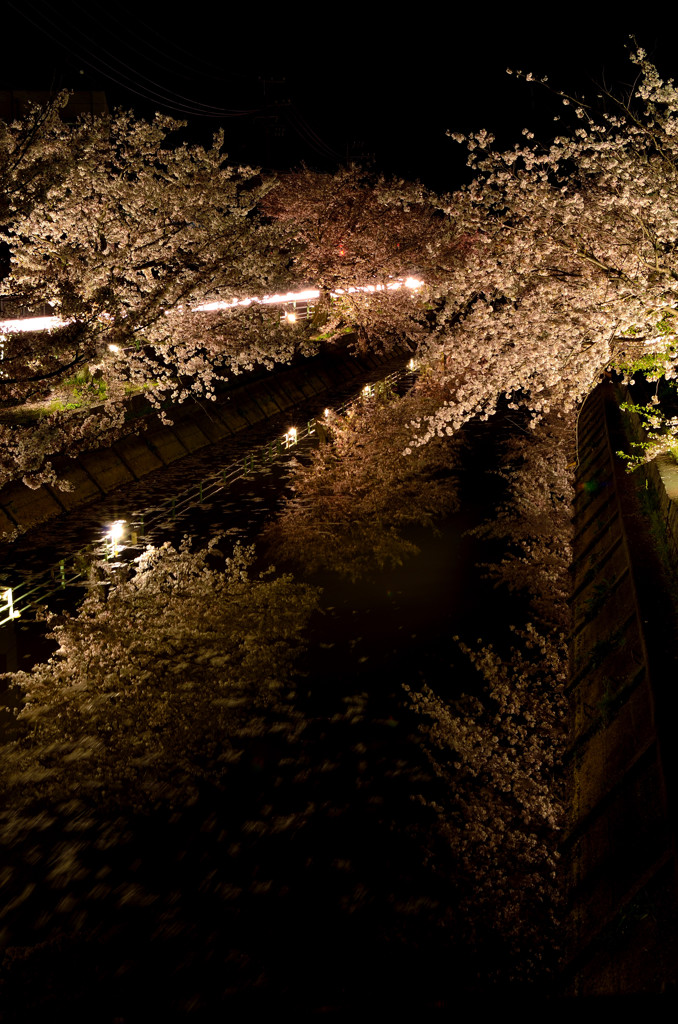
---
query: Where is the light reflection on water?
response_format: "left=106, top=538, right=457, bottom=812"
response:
left=1, top=359, right=416, bottom=624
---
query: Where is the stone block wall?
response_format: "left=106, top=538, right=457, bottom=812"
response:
left=562, top=384, right=678, bottom=995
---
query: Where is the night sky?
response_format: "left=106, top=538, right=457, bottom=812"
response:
left=2, top=3, right=673, bottom=190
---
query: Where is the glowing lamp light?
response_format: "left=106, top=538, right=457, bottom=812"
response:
left=193, top=288, right=321, bottom=313
left=283, top=427, right=298, bottom=449
left=324, top=408, right=330, bottom=418
left=263, top=289, right=319, bottom=305
left=285, top=312, right=297, bottom=323
left=109, top=520, right=125, bottom=542
left=108, top=343, right=121, bottom=353
left=107, top=519, right=126, bottom=557
left=408, top=358, right=416, bottom=370
left=0, top=587, right=20, bottom=621
left=0, top=315, right=66, bottom=333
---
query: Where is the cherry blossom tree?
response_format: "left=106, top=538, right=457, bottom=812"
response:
left=0, top=539, right=320, bottom=817
left=397, top=49, right=678, bottom=457
left=0, top=540, right=462, bottom=1011
left=470, top=411, right=575, bottom=631
left=0, top=93, right=75, bottom=247
left=405, top=623, right=567, bottom=982
left=0, top=107, right=455, bottom=492
left=263, top=378, right=464, bottom=581
left=263, top=364, right=572, bottom=981
left=259, top=166, right=459, bottom=293
left=257, top=167, right=472, bottom=358
left=1, top=123, right=455, bottom=417
left=0, top=539, right=322, bottom=992
left=1, top=99, right=293, bottom=408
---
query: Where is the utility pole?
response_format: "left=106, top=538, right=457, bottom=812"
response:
left=257, top=76, right=287, bottom=168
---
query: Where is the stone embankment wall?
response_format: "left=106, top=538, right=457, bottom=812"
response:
left=562, top=384, right=678, bottom=994
left=0, top=345, right=404, bottom=539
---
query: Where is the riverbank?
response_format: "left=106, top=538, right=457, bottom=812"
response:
left=0, top=342, right=410, bottom=539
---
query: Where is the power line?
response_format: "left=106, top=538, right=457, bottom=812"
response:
left=6, top=1, right=350, bottom=165
left=7, top=0, right=263, bottom=119
left=65, top=0, right=259, bottom=113
left=285, top=105, right=342, bottom=162
left=69, top=0, right=258, bottom=86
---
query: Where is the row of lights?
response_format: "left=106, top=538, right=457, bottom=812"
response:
left=0, top=280, right=425, bottom=337
left=101, top=410, right=337, bottom=554
left=1, top=281, right=426, bottom=374
left=0, top=365, right=412, bottom=623
left=102, top=369, right=412, bottom=553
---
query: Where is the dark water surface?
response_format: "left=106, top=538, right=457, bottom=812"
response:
left=1, top=361, right=416, bottom=664
left=0, top=378, right=521, bottom=1015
